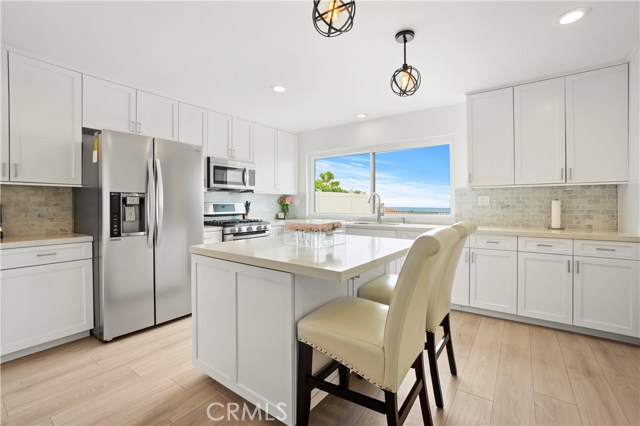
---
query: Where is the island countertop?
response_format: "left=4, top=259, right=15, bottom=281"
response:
left=191, top=234, right=413, bottom=281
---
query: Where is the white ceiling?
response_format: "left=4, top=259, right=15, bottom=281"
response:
left=1, top=1, right=638, bottom=133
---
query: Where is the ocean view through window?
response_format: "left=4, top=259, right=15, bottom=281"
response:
left=313, top=144, right=451, bottom=216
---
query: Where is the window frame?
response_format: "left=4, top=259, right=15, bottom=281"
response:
left=306, top=135, right=455, bottom=223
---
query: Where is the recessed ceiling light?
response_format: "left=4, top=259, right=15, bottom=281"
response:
left=356, top=113, right=367, bottom=119
left=271, top=85, right=286, bottom=93
left=557, top=7, right=591, bottom=25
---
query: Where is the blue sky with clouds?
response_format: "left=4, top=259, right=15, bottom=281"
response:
left=315, top=145, right=451, bottom=208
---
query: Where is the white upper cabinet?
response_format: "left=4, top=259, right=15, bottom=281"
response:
left=254, top=123, right=276, bottom=193
left=136, top=91, right=178, bottom=141
left=232, top=117, right=254, bottom=163
left=83, top=75, right=136, bottom=133
left=467, top=87, right=514, bottom=186
left=206, top=111, right=232, bottom=159
left=277, top=130, right=298, bottom=194
left=514, top=77, right=566, bottom=185
left=178, top=103, right=207, bottom=146
left=1, top=49, right=8, bottom=182
left=566, top=64, right=629, bottom=183
left=9, top=52, right=81, bottom=185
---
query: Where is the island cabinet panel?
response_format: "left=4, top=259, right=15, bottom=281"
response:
left=236, top=267, right=294, bottom=416
left=469, top=248, right=517, bottom=314
left=192, top=258, right=237, bottom=383
left=451, top=248, right=470, bottom=306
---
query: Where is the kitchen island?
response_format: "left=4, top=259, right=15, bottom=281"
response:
left=190, top=234, right=413, bottom=425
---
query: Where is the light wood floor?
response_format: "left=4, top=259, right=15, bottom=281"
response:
left=1, top=311, right=638, bottom=426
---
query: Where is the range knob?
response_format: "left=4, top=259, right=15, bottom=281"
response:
left=246, top=226, right=253, bottom=232
left=256, top=225, right=263, bottom=231
left=229, top=227, right=236, bottom=233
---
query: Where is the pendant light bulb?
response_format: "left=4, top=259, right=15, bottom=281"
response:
left=312, top=0, right=356, bottom=38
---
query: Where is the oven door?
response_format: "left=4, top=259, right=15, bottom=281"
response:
left=207, top=158, right=255, bottom=191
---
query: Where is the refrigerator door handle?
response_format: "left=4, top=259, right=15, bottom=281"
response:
left=146, top=158, right=155, bottom=248
left=155, top=158, right=165, bottom=246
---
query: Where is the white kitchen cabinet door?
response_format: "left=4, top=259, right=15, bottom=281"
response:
left=573, top=256, right=639, bottom=337
left=0, top=259, right=93, bottom=356
left=467, top=88, right=514, bottom=186
left=231, top=117, right=254, bottom=163
left=1, top=49, right=8, bottom=182
left=518, top=252, right=573, bottom=324
left=82, top=75, right=136, bottom=133
left=8, top=53, right=82, bottom=185
left=178, top=103, right=207, bottom=146
left=470, top=248, right=517, bottom=314
left=136, top=91, right=179, bottom=141
left=277, top=130, right=298, bottom=194
left=566, top=64, right=629, bottom=183
left=451, top=248, right=470, bottom=306
left=206, top=111, right=232, bottom=159
left=514, top=77, right=566, bottom=185
left=253, top=123, right=276, bottom=193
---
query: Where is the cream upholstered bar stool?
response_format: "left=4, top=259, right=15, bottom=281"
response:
left=296, top=227, right=459, bottom=426
left=358, top=221, right=477, bottom=409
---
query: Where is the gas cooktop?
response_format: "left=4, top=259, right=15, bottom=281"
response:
left=204, top=218, right=269, bottom=227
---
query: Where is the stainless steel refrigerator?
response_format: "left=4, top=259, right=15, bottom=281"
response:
left=74, top=130, right=203, bottom=341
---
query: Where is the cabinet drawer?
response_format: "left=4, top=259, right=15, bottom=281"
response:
left=574, top=240, right=640, bottom=261
left=518, top=237, right=572, bottom=255
left=1, top=243, right=92, bottom=270
left=470, top=235, right=517, bottom=251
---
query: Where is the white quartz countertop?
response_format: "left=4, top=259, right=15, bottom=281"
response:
left=0, top=233, right=93, bottom=249
left=345, top=222, right=640, bottom=243
left=191, top=234, right=412, bottom=281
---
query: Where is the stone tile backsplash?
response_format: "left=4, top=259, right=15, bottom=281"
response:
left=0, top=185, right=74, bottom=236
left=203, top=191, right=305, bottom=221
left=455, top=185, right=618, bottom=231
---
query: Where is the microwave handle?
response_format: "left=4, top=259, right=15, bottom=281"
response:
left=242, top=168, right=248, bottom=187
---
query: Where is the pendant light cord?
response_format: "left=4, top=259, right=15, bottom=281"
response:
left=403, top=35, right=408, bottom=66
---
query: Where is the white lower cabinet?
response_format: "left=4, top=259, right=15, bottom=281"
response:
left=451, top=248, right=470, bottom=306
left=573, top=256, right=639, bottom=337
left=470, top=247, right=518, bottom=314
left=518, top=252, right=573, bottom=324
left=1, top=258, right=93, bottom=356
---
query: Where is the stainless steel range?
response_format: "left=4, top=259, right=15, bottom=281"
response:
left=204, top=202, right=270, bottom=241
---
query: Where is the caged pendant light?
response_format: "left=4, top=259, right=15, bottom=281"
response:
left=390, top=30, right=421, bottom=97
left=312, top=0, right=356, bottom=38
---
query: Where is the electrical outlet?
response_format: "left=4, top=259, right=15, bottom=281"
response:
left=478, top=196, right=490, bottom=206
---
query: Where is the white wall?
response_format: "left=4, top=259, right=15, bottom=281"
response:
left=297, top=103, right=467, bottom=214
left=619, top=47, right=640, bottom=234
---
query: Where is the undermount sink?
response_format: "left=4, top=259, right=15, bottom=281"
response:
left=349, top=221, right=401, bottom=226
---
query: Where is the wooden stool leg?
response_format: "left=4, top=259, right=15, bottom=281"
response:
left=296, top=341, right=313, bottom=426
left=426, top=331, right=444, bottom=409
left=339, top=365, right=350, bottom=389
left=442, top=313, right=457, bottom=375
left=384, top=390, right=400, bottom=426
left=414, top=351, right=433, bottom=426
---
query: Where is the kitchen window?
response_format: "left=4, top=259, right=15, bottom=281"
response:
left=312, top=140, right=452, bottom=217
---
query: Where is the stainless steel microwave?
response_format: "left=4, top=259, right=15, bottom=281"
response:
left=207, top=158, right=256, bottom=192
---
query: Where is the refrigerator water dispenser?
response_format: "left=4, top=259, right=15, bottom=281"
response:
left=110, top=192, right=146, bottom=237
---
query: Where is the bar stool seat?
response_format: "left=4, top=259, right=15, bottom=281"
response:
left=296, top=227, right=460, bottom=426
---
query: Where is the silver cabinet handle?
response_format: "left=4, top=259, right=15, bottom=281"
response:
left=468, top=172, right=472, bottom=184
left=13, top=163, right=18, bottom=177
left=130, top=121, right=136, bottom=133
left=36, top=252, right=57, bottom=257
left=576, top=260, right=580, bottom=274
left=537, top=244, right=553, bottom=247
left=560, top=168, right=564, bottom=180
left=137, top=122, right=142, bottom=133
left=568, top=260, right=571, bottom=273
left=146, top=158, right=155, bottom=248
left=596, top=247, right=616, bottom=252
left=155, top=158, right=164, bottom=246
left=486, top=241, right=500, bottom=244
left=471, top=252, right=476, bottom=263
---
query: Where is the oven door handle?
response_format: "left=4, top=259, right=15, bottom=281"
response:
left=229, top=232, right=270, bottom=241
